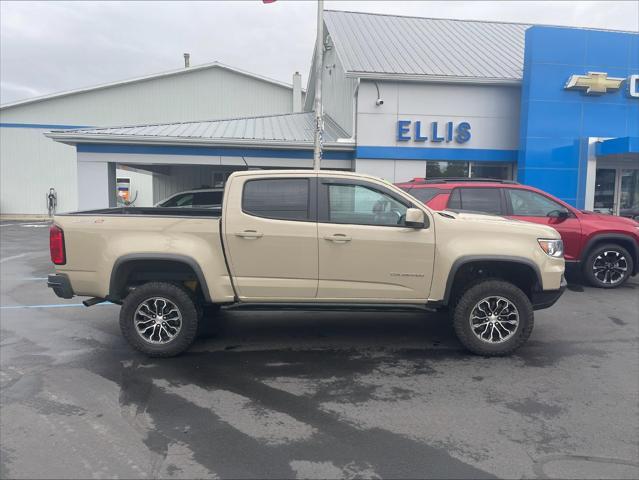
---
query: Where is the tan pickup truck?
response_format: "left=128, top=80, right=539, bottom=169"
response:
left=48, top=170, right=566, bottom=357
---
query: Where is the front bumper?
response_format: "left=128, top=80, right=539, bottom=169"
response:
left=47, top=273, right=74, bottom=299
left=531, top=275, right=567, bottom=311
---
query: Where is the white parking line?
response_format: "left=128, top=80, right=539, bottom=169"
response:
left=0, top=222, right=49, bottom=227
left=0, top=253, right=28, bottom=263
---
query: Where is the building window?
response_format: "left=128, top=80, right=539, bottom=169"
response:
left=426, top=161, right=469, bottom=178
left=470, top=163, right=512, bottom=180
left=424, top=161, right=512, bottom=180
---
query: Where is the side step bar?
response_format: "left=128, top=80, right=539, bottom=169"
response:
left=222, top=302, right=440, bottom=313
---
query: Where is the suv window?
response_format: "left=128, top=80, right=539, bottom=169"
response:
left=507, top=189, right=568, bottom=217
left=165, top=193, right=194, bottom=207
left=447, top=188, right=503, bottom=215
left=191, top=191, right=223, bottom=207
left=243, top=178, right=310, bottom=221
left=328, top=184, right=407, bottom=226
left=402, top=187, right=441, bottom=202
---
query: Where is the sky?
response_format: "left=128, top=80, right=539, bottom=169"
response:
left=1, top=0, right=638, bottom=104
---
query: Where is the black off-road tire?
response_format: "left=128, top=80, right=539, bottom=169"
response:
left=583, top=243, right=633, bottom=289
left=452, top=279, right=534, bottom=356
left=119, top=282, right=199, bottom=357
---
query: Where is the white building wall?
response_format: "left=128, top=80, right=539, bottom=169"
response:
left=355, top=81, right=521, bottom=183
left=0, top=127, right=78, bottom=214
left=0, top=66, right=298, bottom=215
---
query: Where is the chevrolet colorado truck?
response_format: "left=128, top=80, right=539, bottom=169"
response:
left=48, top=170, right=566, bottom=357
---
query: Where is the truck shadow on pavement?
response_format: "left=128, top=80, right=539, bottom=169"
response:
left=75, top=310, right=498, bottom=479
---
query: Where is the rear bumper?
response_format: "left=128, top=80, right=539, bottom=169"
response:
left=47, top=273, right=74, bottom=299
left=531, top=276, right=567, bottom=311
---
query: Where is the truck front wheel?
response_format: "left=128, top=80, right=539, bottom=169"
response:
left=452, top=279, right=534, bottom=356
left=119, top=282, right=199, bottom=357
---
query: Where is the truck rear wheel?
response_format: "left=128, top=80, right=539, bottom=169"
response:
left=119, top=282, right=199, bottom=357
left=452, top=279, right=534, bottom=356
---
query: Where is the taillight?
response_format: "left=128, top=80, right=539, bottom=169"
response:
left=50, top=225, right=66, bottom=265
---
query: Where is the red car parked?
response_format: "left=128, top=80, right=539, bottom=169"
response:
left=397, top=178, right=639, bottom=288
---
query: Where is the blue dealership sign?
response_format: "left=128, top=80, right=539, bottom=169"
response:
left=396, top=120, right=471, bottom=143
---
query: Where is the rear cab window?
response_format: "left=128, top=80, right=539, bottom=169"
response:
left=242, top=178, right=312, bottom=221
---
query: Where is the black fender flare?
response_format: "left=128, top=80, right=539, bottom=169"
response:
left=580, top=234, right=639, bottom=275
left=443, top=255, right=543, bottom=305
left=109, top=253, right=212, bottom=302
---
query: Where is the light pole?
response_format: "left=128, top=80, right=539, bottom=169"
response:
left=312, top=0, right=324, bottom=170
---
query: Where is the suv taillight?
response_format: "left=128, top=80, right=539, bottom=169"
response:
left=50, top=225, right=66, bottom=265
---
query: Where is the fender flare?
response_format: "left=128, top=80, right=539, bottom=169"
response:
left=443, top=255, right=543, bottom=305
left=580, top=234, right=639, bottom=275
left=109, top=253, right=212, bottom=302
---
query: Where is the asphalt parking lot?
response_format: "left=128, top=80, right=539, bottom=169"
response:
left=1, top=220, right=638, bottom=479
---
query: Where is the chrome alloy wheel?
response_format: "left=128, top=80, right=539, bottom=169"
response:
left=592, top=250, right=628, bottom=285
left=469, top=296, right=520, bottom=344
left=134, top=297, right=182, bottom=344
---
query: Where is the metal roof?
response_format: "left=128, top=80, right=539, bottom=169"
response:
left=46, top=112, right=354, bottom=149
left=324, top=10, right=530, bottom=83
left=1, top=61, right=298, bottom=110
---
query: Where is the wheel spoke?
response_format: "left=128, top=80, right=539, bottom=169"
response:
left=134, top=297, right=182, bottom=344
left=469, top=296, right=519, bottom=344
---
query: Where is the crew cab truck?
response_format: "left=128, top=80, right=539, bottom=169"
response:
left=48, top=170, right=566, bottom=358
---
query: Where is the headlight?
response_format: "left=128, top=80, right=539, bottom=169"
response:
left=538, top=238, right=564, bottom=258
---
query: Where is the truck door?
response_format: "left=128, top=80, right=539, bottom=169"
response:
left=317, top=178, right=435, bottom=301
left=223, top=174, right=318, bottom=300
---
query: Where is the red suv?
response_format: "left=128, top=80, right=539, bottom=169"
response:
left=397, top=178, right=639, bottom=288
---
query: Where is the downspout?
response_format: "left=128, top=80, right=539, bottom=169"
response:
left=350, top=78, right=360, bottom=142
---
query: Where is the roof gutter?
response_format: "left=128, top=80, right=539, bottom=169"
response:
left=345, top=72, right=522, bottom=86
left=44, top=132, right=356, bottom=151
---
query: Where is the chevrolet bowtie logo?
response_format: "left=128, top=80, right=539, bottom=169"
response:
left=565, top=72, right=625, bottom=95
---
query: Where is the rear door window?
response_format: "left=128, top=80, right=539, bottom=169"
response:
left=447, top=188, right=503, bottom=215
left=242, top=178, right=311, bottom=221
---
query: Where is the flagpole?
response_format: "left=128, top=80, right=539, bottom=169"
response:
left=312, top=0, right=324, bottom=171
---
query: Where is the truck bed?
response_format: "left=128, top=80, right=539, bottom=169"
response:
left=59, top=207, right=221, bottom=217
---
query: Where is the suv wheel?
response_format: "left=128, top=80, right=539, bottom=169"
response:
left=452, top=280, right=534, bottom=356
left=583, top=244, right=632, bottom=288
left=119, top=282, right=199, bottom=357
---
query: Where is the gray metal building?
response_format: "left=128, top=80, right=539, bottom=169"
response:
left=9, top=10, right=638, bottom=214
left=0, top=62, right=303, bottom=215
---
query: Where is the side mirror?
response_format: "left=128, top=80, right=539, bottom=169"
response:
left=405, top=208, right=425, bottom=228
left=547, top=209, right=569, bottom=220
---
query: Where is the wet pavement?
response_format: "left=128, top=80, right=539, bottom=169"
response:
left=1, top=220, right=638, bottom=479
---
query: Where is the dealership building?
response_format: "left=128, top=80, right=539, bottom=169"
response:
left=1, top=10, right=637, bottom=216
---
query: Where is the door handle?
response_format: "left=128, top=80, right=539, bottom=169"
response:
left=323, top=234, right=351, bottom=243
left=235, top=230, right=263, bottom=239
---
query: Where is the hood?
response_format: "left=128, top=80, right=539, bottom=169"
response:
left=439, top=210, right=561, bottom=238
left=580, top=211, right=639, bottom=227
